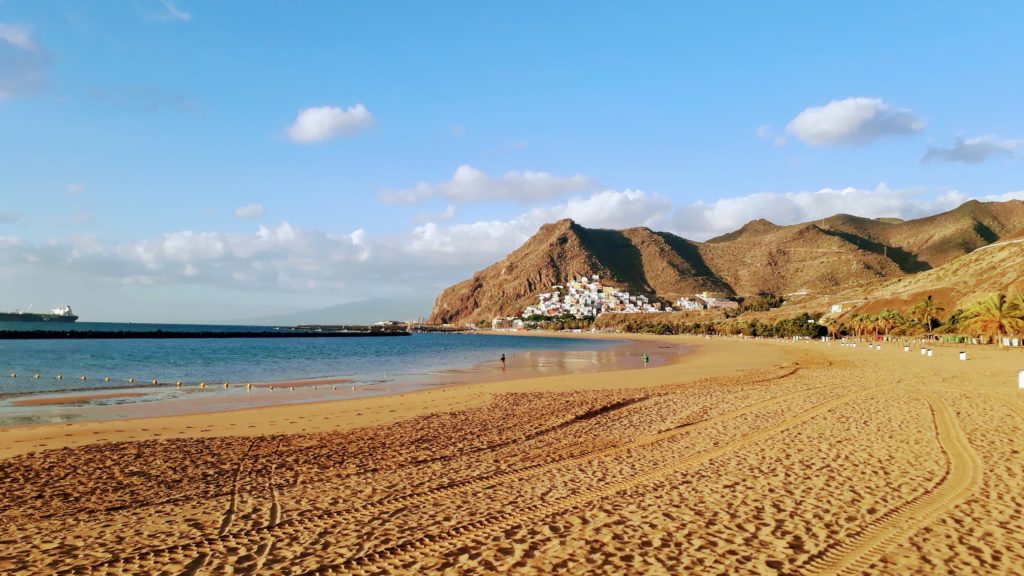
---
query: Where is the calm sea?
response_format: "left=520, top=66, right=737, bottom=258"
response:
left=0, top=322, right=622, bottom=396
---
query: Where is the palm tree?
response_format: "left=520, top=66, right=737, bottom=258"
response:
left=877, top=309, right=900, bottom=338
left=845, top=314, right=862, bottom=339
left=824, top=317, right=840, bottom=339
left=962, top=293, right=1024, bottom=345
left=1013, top=293, right=1024, bottom=316
left=911, top=295, right=945, bottom=333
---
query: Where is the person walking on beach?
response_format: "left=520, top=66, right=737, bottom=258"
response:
left=642, top=353, right=649, bottom=368
left=500, top=354, right=506, bottom=369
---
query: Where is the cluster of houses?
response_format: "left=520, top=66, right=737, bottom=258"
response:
left=522, top=275, right=666, bottom=319
left=507, top=275, right=739, bottom=327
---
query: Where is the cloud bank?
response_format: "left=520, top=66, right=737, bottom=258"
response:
left=381, top=165, right=597, bottom=205
left=3, top=185, right=1020, bottom=314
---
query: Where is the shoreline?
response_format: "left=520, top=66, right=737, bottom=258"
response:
left=0, top=333, right=779, bottom=460
left=0, top=332, right=671, bottom=433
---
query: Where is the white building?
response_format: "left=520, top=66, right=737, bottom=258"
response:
left=522, top=274, right=665, bottom=319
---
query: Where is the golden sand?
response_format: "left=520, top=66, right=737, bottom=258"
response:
left=1, top=335, right=1022, bottom=574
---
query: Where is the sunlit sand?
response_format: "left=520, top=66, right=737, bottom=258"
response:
left=1, top=335, right=1021, bottom=574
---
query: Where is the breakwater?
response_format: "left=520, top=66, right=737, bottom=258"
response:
left=0, top=329, right=411, bottom=340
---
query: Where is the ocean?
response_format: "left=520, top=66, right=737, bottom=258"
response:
left=0, top=322, right=624, bottom=397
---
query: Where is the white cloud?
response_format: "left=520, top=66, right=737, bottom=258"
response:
left=0, top=22, right=47, bottom=99
left=66, top=183, right=84, bottom=194
left=923, top=135, right=1022, bottom=164
left=234, top=203, right=265, bottom=220
left=979, top=190, right=1024, bottom=202
left=154, top=0, right=191, bottom=22
left=670, top=184, right=969, bottom=239
left=287, top=104, right=374, bottom=143
left=524, top=189, right=671, bottom=230
left=381, top=165, right=597, bottom=205
left=0, top=23, right=36, bottom=51
left=786, top=97, right=925, bottom=146
left=403, top=189, right=671, bottom=262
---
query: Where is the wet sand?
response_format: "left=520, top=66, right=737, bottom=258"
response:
left=9, top=392, right=149, bottom=407
left=1, top=335, right=1022, bottom=574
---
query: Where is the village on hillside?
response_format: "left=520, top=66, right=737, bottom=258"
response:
left=494, top=274, right=738, bottom=329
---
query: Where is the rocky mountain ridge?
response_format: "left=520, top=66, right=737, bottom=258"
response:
left=429, top=200, right=1024, bottom=324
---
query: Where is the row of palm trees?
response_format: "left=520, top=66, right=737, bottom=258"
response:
left=827, top=293, right=1024, bottom=344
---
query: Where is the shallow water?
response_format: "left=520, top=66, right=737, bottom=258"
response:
left=0, top=328, right=622, bottom=395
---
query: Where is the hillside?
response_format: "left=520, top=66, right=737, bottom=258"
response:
left=429, top=200, right=1024, bottom=325
left=846, top=239, right=1024, bottom=317
left=429, top=220, right=730, bottom=324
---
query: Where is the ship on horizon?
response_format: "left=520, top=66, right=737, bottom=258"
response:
left=0, top=305, right=79, bottom=323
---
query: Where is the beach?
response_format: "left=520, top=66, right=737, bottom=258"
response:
left=1, top=334, right=1022, bottom=574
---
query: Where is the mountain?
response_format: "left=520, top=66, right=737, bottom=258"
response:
left=429, top=200, right=1024, bottom=325
left=818, top=199, right=1024, bottom=270
left=429, top=219, right=729, bottom=324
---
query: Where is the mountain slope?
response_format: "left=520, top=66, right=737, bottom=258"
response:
left=850, top=239, right=1024, bottom=315
left=821, top=200, right=1024, bottom=269
left=429, top=220, right=731, bottom=324
left=429, top=200, right=1024, bottom=324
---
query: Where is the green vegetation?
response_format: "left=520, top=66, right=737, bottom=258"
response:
left=910, top=295, right=944, bottom=332
left=960, top=293, right=1024, bottom=344
left=828, top=293, right=1024, bottom=342
left=513, top=292, right=1024, bottom=344
left=522, top=313, right=595, bottom=331
left=725, top=292, right=785, bottom=318
left=600, top=312, right=825, bottom=338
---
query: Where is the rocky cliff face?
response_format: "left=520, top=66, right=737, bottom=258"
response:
left=429, top=200, right=1024, bottom=324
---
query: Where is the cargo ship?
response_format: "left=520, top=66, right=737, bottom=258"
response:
left=0, top=305, right=78, bottom=323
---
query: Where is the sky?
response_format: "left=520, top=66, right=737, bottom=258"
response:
left=1, top=1, right=1022, bottom=323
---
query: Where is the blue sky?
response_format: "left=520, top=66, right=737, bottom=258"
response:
left=1, top=1, right=1022, bottom=322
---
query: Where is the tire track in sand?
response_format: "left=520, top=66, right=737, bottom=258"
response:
left=61, top=368, right=829, bottom=574
left=801, top=392, right=982, bottom=575
left=249, top=439, right=284, bottom=575
left=218, top=438, right=261, bottom=536
left=301, top=384, right=884, bottom=574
